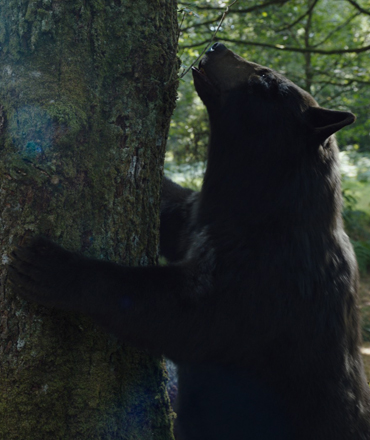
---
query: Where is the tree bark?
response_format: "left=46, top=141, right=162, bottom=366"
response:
left=0, top=1, right=178, bottom=439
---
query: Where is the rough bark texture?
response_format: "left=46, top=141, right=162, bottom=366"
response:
left=0, top=1, right=178, bottom=439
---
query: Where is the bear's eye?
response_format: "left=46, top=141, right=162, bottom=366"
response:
left=259, top=70, right=269, bottom=78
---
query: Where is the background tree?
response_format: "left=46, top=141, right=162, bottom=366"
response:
left=0, top=1, right=178, bottom=439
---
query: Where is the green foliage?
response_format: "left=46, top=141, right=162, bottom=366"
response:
left=168, top=90, right=209, bottom=163
left=351, top=239, right=370, bottom=274
left=343, top=150, right=370, bottom=183
left=343, top=187, right=370, bottom=273
left=164, top=159, right=204, bottom=190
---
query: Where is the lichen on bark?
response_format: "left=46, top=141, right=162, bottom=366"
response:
left=0, top=1, right=178, bottom=438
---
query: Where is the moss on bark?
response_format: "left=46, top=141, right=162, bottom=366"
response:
left=0, top=1, right=178, bottom=438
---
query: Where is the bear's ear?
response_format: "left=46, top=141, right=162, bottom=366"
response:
left=306, top=106, right=356, bottom=145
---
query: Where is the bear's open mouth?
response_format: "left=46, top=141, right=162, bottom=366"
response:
left=192, top=66, right=207, bottom=77
left=192, top=65, right=214, bottom=87
left=199, top=67, right=206, bottom=76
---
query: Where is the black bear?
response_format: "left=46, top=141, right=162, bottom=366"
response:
left=9, top=43, right=370, bottom=439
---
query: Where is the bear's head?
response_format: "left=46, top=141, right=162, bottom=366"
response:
left=192, top=44, right=355, bottom=226
left=192, top=43, right=355, bottom=151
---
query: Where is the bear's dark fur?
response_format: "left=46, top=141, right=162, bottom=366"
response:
left=9, top=43, right=370, bottom=439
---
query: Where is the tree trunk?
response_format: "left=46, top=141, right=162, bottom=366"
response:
left=0, top=1, right=178, bottom=439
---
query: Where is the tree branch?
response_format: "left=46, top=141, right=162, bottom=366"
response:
left=312, top=12, right=360, bottom=48
left=181, top=0, right=318, bottom=34
left=316, top=78, right=370, bottom=87
left=313, top=68, right=370, bottom=86
left=346, top=0, right=370, bottom=15
left=178, top=0, right=289, bottom=13
left=275, top=0, right=319, bottom=32
left=181, top=17, right=221, bottom=33
left=181, top=38, right=370, bottom=55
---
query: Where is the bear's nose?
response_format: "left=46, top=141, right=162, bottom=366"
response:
left=207, top=42, right=227, bottom=54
